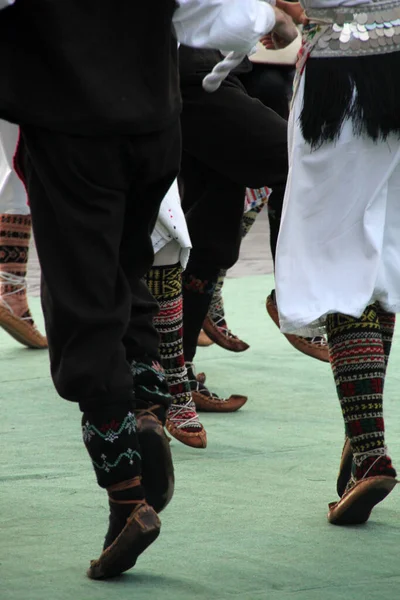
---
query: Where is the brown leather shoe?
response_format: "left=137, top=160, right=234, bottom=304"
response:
left=202, top=315, right=249, bottom=353
left=266, top=292, right=330, bottom=363
left=166, top=418, right=207, bottom=448
left=328, top=476, right=397, bottom=525
left=87, top=503, right=161, bottom=579
left=136, top=409, right=174, bottom=513
left=0, top=304, right=48, bottom=349
left=197, top=329, right=214, bottom=347
left=192, top=390, right=247, bottom=412
left=186, top=362, right=247, bottom=413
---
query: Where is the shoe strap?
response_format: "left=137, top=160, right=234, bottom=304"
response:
left=107, top=477, right=141, bottom=494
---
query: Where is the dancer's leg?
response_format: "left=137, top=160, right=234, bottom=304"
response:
left=326, top=306, right=397, bottom=525
left=0, top=120, right=47, bottom=347
left=146, top=243, right=207, bottom=448
left=203, top=189, right=269, bottom=351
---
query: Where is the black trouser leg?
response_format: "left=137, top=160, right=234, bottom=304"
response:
left=179, top=77, right=288, bottom=361
left=19, top=123, right=180, bottom=410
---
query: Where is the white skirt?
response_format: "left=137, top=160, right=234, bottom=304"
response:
left=0, top=120, right=29, bottom=215
left=275, top=70, right=400, bottom=336
left=151, top=179, right=191, bottom=269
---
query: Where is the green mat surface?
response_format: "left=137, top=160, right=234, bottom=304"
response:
left=1, top=274, right=400, bottom=600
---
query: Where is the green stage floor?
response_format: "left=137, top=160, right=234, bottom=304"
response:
left=1, top=274, right=400, bottom=600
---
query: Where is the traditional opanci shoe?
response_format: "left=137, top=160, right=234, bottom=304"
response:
left=166, top=400, right=207, bottom=448
left=266, top=290, right=330, bottom=363
left=135, top=407, right=175, bottom=513
left=197, top=329, right=214, bottom=347
left=0, top=300, right=48, bottom=349
left=87, top=502, right=161, bottom=580
left=328, top=453, right=397, bottom=525
left=202, top=314, right=250, bottom=353
left=328, top=476, right=397, bottom=525
left=0, top=214, right=48, bottom=349
left=186, top=362, right=247, bottom=413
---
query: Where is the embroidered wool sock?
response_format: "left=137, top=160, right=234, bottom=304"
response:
left=375, top=303, right=396, bottom=368
left=326, top=306, right=396, bottom=481
left=0, top=213, right=33, bottom=320
left=130, top=356, right=172, bottom=425
left=145, top=264, right=202, bottom=433
left=81, top=403, right=143, bottom=489
left=182, top=269, right=218, bottom=363
left=82, top=402, right=145, bottom=547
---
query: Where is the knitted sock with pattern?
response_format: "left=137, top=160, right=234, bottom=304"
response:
left=326, top=306, right=396, bottom=481
left=82, top=402, right=145, bottom=548
left=375, top=302, right=396, bottom=368
left=0, top=213, right=34, bottom=320
left=208, top=269, right=227, bottom=329
left=182, top=269, right=218, bottom=362
left=146, top=264, right=202, bottom=433
left=130, top=356, right=172, bottom=425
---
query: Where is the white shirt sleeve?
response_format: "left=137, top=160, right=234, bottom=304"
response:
left=173, top=0, right=276, bottom=53
left=0, top=0, right=14, bottom=7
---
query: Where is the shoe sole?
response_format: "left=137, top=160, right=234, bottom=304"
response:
left=193, top=391, right=247, bottom=413
left=0, top=305, right=48, bottom=349
left=202, top=315, right=250, bottom=353
left=266, top=296, right=330, bottom=363
left=328, top=476, right=397, bottom=525
left=166, top=420, right=207, bottom=448
left=197, top=330, right=214, bottom=347
left=87, top=505, right=161, bottom=579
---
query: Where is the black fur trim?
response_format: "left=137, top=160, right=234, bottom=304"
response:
left=300, top=52, right=400, bottom=148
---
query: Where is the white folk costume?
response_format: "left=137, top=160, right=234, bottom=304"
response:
left=275, top=0, right=400, bottom=525
left=276, top=0, right=400, bottom=336
left=152, top=180, right=191, bottom=269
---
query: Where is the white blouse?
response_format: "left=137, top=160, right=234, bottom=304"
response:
left=173, top=0, right=276, bottom=54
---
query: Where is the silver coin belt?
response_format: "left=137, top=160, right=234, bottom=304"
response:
left=304, top=1, right=400, bottom=57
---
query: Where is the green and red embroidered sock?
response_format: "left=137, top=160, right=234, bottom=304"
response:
left=130, top=356, right=172, bottom=425
left=326, top=305, right=396, bottom=481
left=81, top=403, right=143, bottom=489
left=82, top=402, right=146, bottom=548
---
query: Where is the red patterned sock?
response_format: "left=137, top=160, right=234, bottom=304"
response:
left=146, top=264, right=202, bottom=433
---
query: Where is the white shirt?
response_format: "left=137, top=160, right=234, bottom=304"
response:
left=173, top=0, right=276, bottom=53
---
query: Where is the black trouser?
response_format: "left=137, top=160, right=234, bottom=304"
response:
left=179, top=74, right=288, bottom=361
left=19, top=123, right=181, bottom=410
left=180, top=75, right=287, bottom=271
left=239, top=64, right=295, bottom=121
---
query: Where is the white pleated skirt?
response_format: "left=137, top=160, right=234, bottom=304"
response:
left=275, top=70, right=400, bottom=336
left=0, top=119, right=29, bottom=215
left=151, top=179, right=192, bottom=269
